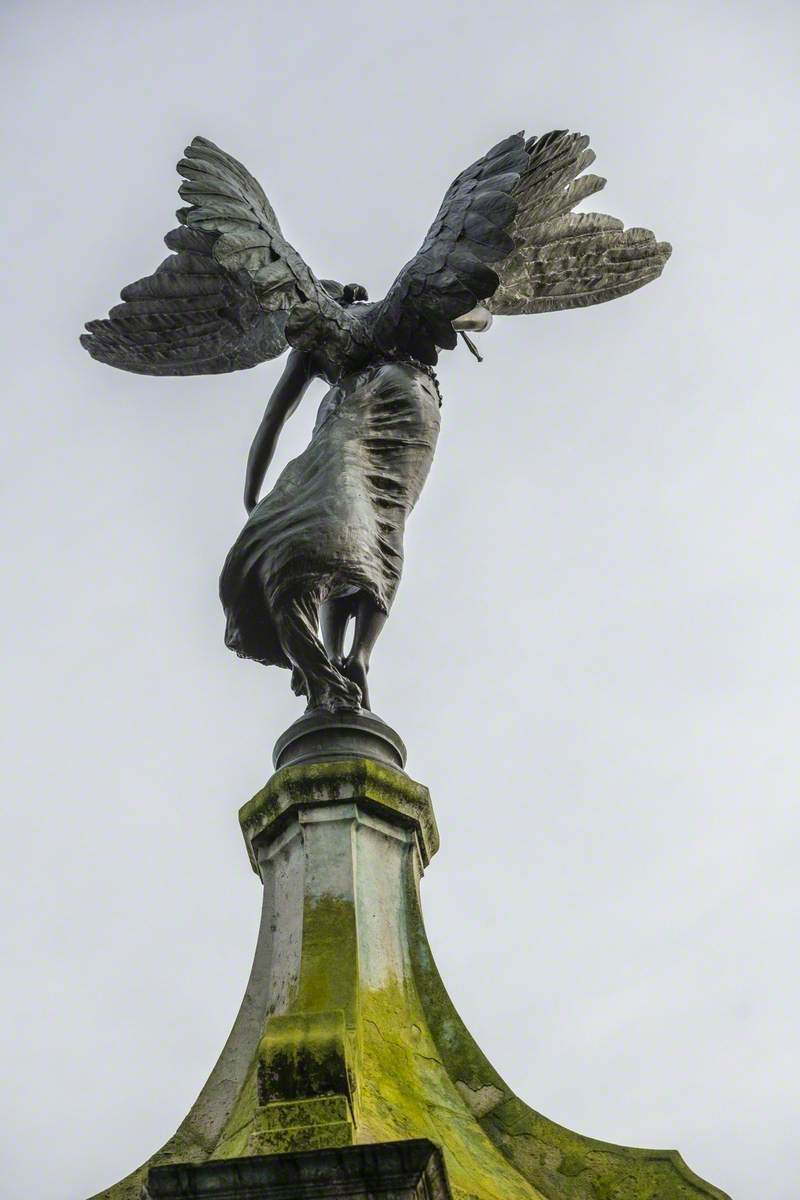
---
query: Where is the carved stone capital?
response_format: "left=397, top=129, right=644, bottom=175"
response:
left=239, top=758, right=439, bottom=873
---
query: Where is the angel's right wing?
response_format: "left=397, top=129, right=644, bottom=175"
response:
left=488, top=130, right=672, bottom=315
left=370, top=134, right=530, bottom=365
left=369, top=130, right=670, bottom=366
left=81, top=137, right=344, bottom=377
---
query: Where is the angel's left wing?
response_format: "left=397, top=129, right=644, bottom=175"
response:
left=370, top=130, right=671, bottom=365
left=81, top=137, right=349, bottom=376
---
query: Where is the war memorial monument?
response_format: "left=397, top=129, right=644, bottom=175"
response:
left=81, top=130, right=729, bottom=1200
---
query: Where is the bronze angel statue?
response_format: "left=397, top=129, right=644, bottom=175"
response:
left=82, top=131, right=670, bottom=713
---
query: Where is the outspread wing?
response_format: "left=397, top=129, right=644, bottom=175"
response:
left=81, top=137, right=341, bottom=376
left=371, top=134, right=531, bottom=365
left=488, top=130, right=672, bottom=315
left=370, top=130, right=671, bottom=364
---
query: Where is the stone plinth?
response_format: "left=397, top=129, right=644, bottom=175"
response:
left=145, top=1139, right=452, bottom=1199
left=272, top=709, right=407, bottom=772
left=91, top=750, right=731, bottom=1200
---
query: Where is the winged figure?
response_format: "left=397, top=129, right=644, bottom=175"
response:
left=82, top=132, right=670, bottom=712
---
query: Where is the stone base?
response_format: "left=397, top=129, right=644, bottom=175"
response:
left=145, top=1139, right=451, bottom=1200
left=89, top=759, right=731, bottom=1200
left=272, top=709, right=406, bottom=772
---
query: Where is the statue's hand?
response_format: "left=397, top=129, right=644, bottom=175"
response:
left=244, top=482, right=259, bottom=515
left=452, top=304, right=493, bottom=333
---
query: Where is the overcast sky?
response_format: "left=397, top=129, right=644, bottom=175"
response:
left=1, top=2, right=798, bottom=1198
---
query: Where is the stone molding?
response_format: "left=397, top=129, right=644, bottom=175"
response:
left=239, top=758, right=439, bottom=871
left=145, top=1138, right=452, bottom=1199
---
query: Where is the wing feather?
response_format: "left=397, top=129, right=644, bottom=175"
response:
left=489, top=131, right=671, bottom=316
left=81, top=137, right=347, bottom=377
left=371, top=133, right=530, bottom=364
left=369, top=129, right=670, bottom=364
left=81, top=222, right=284, bottom=375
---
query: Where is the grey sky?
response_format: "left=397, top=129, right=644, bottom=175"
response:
left=1, top=2, right=797, bottom=1197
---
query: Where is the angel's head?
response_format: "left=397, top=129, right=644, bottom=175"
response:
left=322, top=279, right=369, bottom=306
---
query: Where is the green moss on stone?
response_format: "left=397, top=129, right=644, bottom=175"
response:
left=89, top=761, right=730, bottom=1200
left=258, top=1010, right=352, bottom=1104
left=403, top=869, right=731, bottom=1200
left=247, top=1117, right=353, bottom=1155
left=239, top=758, right=439, bottom=872
left=296, top=897, right=359, bottom=1020
left=255, top=1095, right=351, bottom=1131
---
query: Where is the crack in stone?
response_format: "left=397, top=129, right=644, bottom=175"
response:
left=364, top=1017, right=445, bottom=1068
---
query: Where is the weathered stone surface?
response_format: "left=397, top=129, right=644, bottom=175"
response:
left=257, top=1011, right=352, bottom=1106
left=253, top=1096, right=350, bottom=1132
left=246, top=1118, right=353, bottom=1157
left=239, top=758, right=439, bottom=870
left=247, top=1095, right=353, bottom=1156
left=91, top=762, right=730, bottom=1200
left=145, top=1139, right=452, bottom=1199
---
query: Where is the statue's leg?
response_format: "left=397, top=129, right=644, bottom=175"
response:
left=342, top=593, right=387, bottom=711
left=320, top=594, right=357, bottom=666
left=274, top=590, right=362, bottom=712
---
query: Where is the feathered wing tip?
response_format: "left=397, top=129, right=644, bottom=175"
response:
left=80, top=136, right=345, bottom=377
left=489, top=130, right=672, bottom=315
left=79, top=221, right=286, bottom=376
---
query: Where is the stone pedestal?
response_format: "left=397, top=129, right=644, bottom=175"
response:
left=91, top=723, right=730, bottom=1200
left=145, top=1140, right=451, bottom=1199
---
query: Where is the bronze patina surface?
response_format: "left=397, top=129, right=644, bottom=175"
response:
left=81, top=131, right=670, bottom=713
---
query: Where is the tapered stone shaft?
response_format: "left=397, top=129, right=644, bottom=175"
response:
left=92, top=757, right=729, bottom=1200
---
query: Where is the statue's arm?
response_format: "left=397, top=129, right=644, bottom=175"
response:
left=243, top=350, right=315, bottom=513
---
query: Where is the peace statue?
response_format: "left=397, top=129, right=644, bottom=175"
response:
left=82, top=131, right=670, bottom=712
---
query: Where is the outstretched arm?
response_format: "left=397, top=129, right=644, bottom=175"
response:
left=244, top=350, right=315, bottom=513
